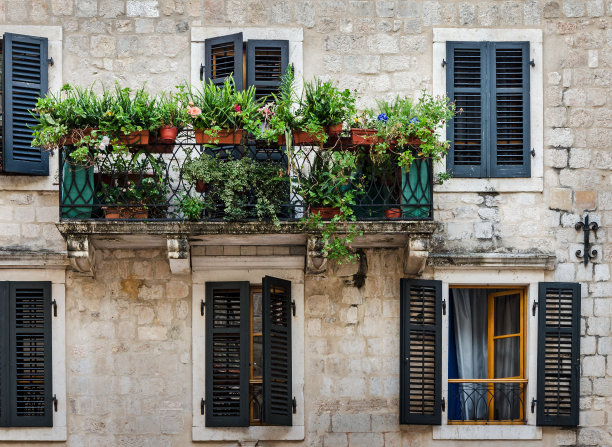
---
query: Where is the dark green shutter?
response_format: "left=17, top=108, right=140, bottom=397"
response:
left=447, top=41, right=530, bottom=178
left=204, top=33, right=243, bottom=91
left=205, top=282, right=249, bottom=427
left=262, top=276, right=292, bottom=426
left=537, top=282, right=581, bottom=427
left=0, top=282, right=8, bottom=426
left=246, top=40, right=289, bottom=102
left=400, top=279, right=442, bottom=425
left=2, top=33, right=49, bottom=175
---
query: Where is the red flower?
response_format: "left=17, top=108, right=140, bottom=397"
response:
left=235, top=104, right=242, bottom=113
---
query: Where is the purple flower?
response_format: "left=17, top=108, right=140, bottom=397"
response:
left=409, top=117, right=419, bottom=124
left=377, top=113, right=388, bottom=123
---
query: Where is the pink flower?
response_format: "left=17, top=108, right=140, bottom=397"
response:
left=187, top=106, right=201, bottom=117
left=189, top=101, right=194, bottom=106
left=235, top=104, right=241, bottom=113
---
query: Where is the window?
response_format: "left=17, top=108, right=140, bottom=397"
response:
left=0, top=282, right=53, bottom=427
left=1, top=33, right=49, bottom=175
left=400, top=279, right=581, bottom=432
left=205, top=276, right=293, bottom=427
left=446, top=41, right=531, bottom=178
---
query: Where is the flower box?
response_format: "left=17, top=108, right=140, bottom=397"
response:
left=350, top=128, right=379, bottom=145
left=61, top=128, right=97, bottom=146
left=194, top=129, right=246, bottom=145
left=102, top=206, right=149, bottom=219
left=385, top=208, right=402, bottom=219
left=118, top=130, right=150, bottom=145
left=310, top=206, right=341, bottom=219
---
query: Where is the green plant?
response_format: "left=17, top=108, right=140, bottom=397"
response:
left=178, top=193, right=205, bottom=221
left=100, top=83, right=160, bottom=135
left=156, top=92, right=189, bottom=128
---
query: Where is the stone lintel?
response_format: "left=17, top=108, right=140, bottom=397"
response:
left=429, top=252, right=557, bottom=270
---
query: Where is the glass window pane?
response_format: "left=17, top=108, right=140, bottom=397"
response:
left=494, top=336, right=520, bottom=378
left=250, top=383, right=263, bottom=424
left=252, top=335, right=263, bottom=378
left=252, top=291, right=262, bottom=333
left=494, top=293, right=520, bottom=336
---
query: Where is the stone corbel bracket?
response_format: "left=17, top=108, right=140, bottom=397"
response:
left=66, top=234, right=95, bottom=276
left=404, top=235, right=430, bottom=276
left=306, top=235, right=327, bottom=275
left=167, top=235, right=190, bottom=274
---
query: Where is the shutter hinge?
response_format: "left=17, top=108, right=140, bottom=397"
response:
left=441, top=397, right=446, bottom=412
left=291, top=300, right=296, bottom=317
left=201, top=398, right=205, bottom=415
left=292, top=397, right=297, bottom=414
left=52, top=395, right=58, bottom=412
left=48, top=57, right=54, bottom=66
left=442, top=299, right=446, bottom=315
left=531, top=398, right=536, bottom=413
left=532, top=301, right=538, bottom=316
left=441, top=59, right=447, bottom=67
left=200, top=64, right=205, bottom=81
left=529, top=59, right=535, bottom=67
left=201, top=300, right=205, bottom=316
left=531, top=148, right=536, bottom=157
left=51, top=299, right=57, bottom=317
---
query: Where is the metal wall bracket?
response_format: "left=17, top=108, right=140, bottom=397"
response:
left=531, top=398, right=536, bottom=413
left=292, top=397, right=297, bottom=414
left=529, top=59, right=535, bottom=67
left=51, top=299, right=57, bottom=317
left=201, top=398, right=205, bottom=415
left=200, top=64, right=205, bottom=81
left=441, top=59, right=447, bottom=67
left=201, top=300, right=205, bottom=316
left=442, top=299, right=446, bottom=315
left=441, top=397, right=446, bottom=412
left=532, top=300, right=538, bottom=316
left=53, top=395, right=58, bottom=412
left=575, top=215, right=599, bottom=266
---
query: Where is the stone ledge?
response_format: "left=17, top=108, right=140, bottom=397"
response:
left=429, top=252, right=556, bottom=270
left=0, top=249, right=68, bottom=269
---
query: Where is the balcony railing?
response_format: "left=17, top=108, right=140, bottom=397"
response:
left=447, top=380, right=527, bottom=424
left=58, top=130, right=433, bottom=222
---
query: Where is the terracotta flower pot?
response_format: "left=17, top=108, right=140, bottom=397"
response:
left=385, top=208, right=402, bottom=219
left=351, top=128, right=379, bottom=145
left=61, top=127, right=98, bottom=146
left=310, top=206, right=341, bottom=219
left=119, top=130, right=150, bottom=145
left=159, top=126, right=178, bottom=142
left=292, top=130, right=324, bottom=145
left=195, top=179, right=208, bottom=193
left=102, top=206, right=149, bottom=219
left=194, top=129, right=245, bottom=145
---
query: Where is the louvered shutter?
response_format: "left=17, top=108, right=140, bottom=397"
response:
left=400, top=279, right=442, bottom=425
left=262, top=276, right=292, bottom=426
left=205, top=282, right=249, bottom=427
left=2, top=34, right=49, bottom=175
left=0, top=282, right=8, bottom=427
left=246, top=40, right=289, bottom=102
left=446, top=42, right=487, bottom=178
left=536, top=282, right=580, bottom=427
left=491, top=42, right=530, bottom=177
left=204, top=33, right=243, bottom=91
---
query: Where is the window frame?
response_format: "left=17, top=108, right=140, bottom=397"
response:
left=432, top=28, right=543, bottom=193
left=192, top=266, right=304, bottom=442
left=0, top=268, right=66, bottom=442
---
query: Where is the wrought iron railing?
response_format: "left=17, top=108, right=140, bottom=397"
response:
left=448, top=380, right=526, bottom=423
left=58, top=130, right=433, bottom=222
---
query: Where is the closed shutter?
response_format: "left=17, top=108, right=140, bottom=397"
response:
left=400, top=279, right=442, bottom=425
left=2, top=33, right=49, bottom=175
left=536, top=282, right=580, bottom=426
left=204, top=33, right=243, bottom=91
left=246, top=40, right=289, bottom=102
left=262, top=276, right=292, bottom=426
left=491, top=42, right=530, bottom=177
left=205, top=282, right=249, bottom=427
left=0, top=282, right=8, bottom=426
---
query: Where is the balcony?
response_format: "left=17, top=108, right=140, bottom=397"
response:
left=56, top=130, right=437, bottom=276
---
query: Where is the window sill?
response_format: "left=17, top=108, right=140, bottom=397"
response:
left=433, top=176, right=543, bottom=193
left=192, top=425, right=304, bottom=442
left=433, top=425, right=542, bottom=440
left=0, top=426, right=67, bottom=442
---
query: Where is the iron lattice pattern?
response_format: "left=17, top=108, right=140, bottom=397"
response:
left=448, top=382, right=526, bottom=423
left=59, top=130, right=434, bottom=221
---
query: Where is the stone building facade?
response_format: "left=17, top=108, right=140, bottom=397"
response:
left=0, top=0, right=611, bottom=446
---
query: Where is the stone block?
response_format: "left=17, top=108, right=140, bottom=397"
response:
left=348, top=433, right=384, bottom=447
left=76, top=0, right=98, bottom=17
left=474, top=222, right=493, bottom=239
left=344, top=55, right=381, bottom=73
left=159, top=409, right=183, bottom=434
left=422, top=1, right=442, bottom=25
left=563, top=0, right=586, bottom=16
left=100, top=0, right=125, bottom=17
left=324, top=433, right=348, bottom=447
left=546, top=127, right=574, bottom=147
left=400, top=35, right=426, bottom=52
left=545, top=148, right=568, bottom=168
left=501, top=1, right=522, bottom=24
left=367, top=35, right=399, bottom=54
left=296, top=1, right=315, bottom=27
left=127, top=0, right=160, bottom=17
left=138, top=326, right=167, bottom=341
left=371, top=413, right=398, bottom=432
left=331, top=413, right=371, bottom=432
left=575, top=190, right=596, bottom=210
left=396, top=0, right=420, bottom=18
left=478, top=2, right=499, bottom=25
left=524, top=0, right=542, bottom=24
left=556, top=430, right=577, bottom=445
left=459, top=2, right=476, bottom=25
left=309, top=413, right=331, bottom=432
left=376, top=1, right=394, bottom=17
left=594, top=264, right=610, bottom=281
left=550, top=188, right=572, bottom=211
left=554, top=263, right=576, bottom=281
left=52, top=0, right=73, bottom=14
left=582, top=355, right=606, bottom=377
left=587, top=317, right=610, bottom=336
left=569, top=148, right=591, bottom=168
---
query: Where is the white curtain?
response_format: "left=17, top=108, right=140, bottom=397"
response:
left=494, top=294, right=521, bottom=420
left=452, top=288, right=488, bottom=420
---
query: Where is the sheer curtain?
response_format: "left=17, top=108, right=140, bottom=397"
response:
left=494, top=293, right=521, bottom=420
left=451, top=288, right=488, bottom=420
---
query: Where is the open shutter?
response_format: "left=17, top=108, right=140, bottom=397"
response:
left=8, top=282, right=52, bottom=427
left=537, top=282, right=581, bottom=426
left=205, top=282, right=249, bottom=427
left=446, top=42, right=487, bottom=178
left=262, top=276, right=292, bottom=426
left=400, top=279, right=442, bottom=425
left=204, top=33, right=243, bottom=91
left=0, top=282, right=8, bottom=426
left=490, top=42, right=530, bottom=177
left=246, top=40, right=289, bottom=102
left=2, top=34, right=49, bottom=175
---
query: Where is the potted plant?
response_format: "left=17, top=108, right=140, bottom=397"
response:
left=182, top=149, right=219, bottom=193
left=155, top=92, right=189, bottom=145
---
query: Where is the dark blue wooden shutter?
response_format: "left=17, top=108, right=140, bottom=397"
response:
left=205, top=282, right=249, bottom=427
left=400, top=279, right=442, bottom=425
left=262, top=276, right=292, bottom=426
left=204, top=33, right=243, bottom=91
left=446, top=42, right=487, bottom=178
left=246, top=40, right=289, bottom=102
left=2, top=34, right=49, bottom=175
left=537, top=282, right=580, bottom=427
left=0, top=282, right=8, bottom=427
left=490, top=42, right=530, bottom=177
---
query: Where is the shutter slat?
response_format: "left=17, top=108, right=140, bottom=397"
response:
left=205, top=282, right=249, bottom=427
left=537, top=282, right=580, bottom=427
left=262, top=276, right=292, bottom=426
left=2, top=33, right=49, bottom=175
left=0, top=283, right=9, bottom=426
left=204, top=33, right=243, bottom=91
left=400, top=279, right=442, bottom=425
left=246, top=40, right=289, bottom=102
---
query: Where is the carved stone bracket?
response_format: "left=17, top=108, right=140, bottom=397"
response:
left=167, top=236, right=190, bottom=274
left=404, top=235, right=430, bottom=276
left=306, top=235, right=328, bottom=275
left=66, top=234, right=95, bottom=276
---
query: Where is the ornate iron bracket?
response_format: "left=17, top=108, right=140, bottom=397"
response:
left=575, top=215, right=599, bottom=266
